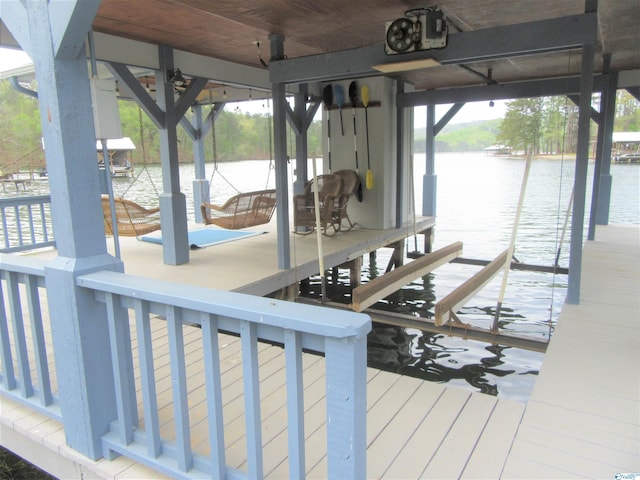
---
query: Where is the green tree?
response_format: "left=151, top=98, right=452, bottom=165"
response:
left=497, top=98, right=544, bottom=154
left=615, top=90, right=640, bottom=131
left=0, top=80, right=42, bottom=173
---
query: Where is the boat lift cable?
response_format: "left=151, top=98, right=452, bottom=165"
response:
left=89, top=30, right=121, bottom=259
left=208, top=98, right=240, bottom=196
left=121, top=107, right=160, bottom=198
left=548, top=81, right=573, bottom=336
left=265, top=97, right=275, bottom=189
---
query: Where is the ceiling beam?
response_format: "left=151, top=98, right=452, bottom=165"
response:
left=397, top=74, right=610, bottom=107
left=90, top=31, right=271, bottom=91
left=269, top=13, right=597, bottom=84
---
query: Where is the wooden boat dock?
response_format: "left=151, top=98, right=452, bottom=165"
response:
left=29, top=216, right=437, bottom=297
left=2, top=224, right=637, bottom=478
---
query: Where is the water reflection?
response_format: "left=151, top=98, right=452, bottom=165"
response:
left=368, top=326, right=522, bottom=396
left=305, top=256, right=544, bottom=401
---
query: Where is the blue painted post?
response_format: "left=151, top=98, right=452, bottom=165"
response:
left=423, top=104, right=437, bottom=217
left=396, top=79, right=405, bottom=229
left=4, top=0, right=124, bottom=460
left=270, top=34, right=292, bottom=270
left=191, top=105, right=209, bottom=223
left=156, top=46, right=189, bottom=265
left=293, top=85, right=309, bottom=195
left=567, top=42, right=595, bottom=304
left=325, top=334, right=367, bottom=479
left=596, top=72, right=618, bottom=227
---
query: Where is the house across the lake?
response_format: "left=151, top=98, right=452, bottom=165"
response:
left=612, top=131, right=640, bottom=163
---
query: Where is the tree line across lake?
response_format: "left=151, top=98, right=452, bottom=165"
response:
left=1, top=78, right=637, bottom=174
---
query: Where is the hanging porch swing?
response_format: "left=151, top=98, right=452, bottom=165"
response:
left=101, top=106, right=162, bottom=237
left=200, top=99, right=277, bottom=229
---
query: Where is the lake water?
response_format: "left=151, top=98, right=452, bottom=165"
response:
left=4, top=152, right=639, bottom=401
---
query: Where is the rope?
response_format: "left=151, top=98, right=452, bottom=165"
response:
left=208, top=103, right=240, bottom=195
left=265, top=98, right=274, bottom=189
left=548, top=58, right=573, bottom=337
left=121, top=106, right=159, bottom=198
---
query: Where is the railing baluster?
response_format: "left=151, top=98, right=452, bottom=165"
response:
left=201, top=313, right=226, bottom=479
left=0, top=275, right=17, bottom=390
left=24, top=274, right=52, bottom=406
left=240, top=319, right=263, bottom=480
left=14, top=206, right=23, bottom=246
left=134, top=299, right=161, bottom=458
left=39, top=203, right=48, bottom=243
left=6, top=271, right=33, bottom=398
left=27, top=205, right=36, bottom=244
left=166, top=305, right=192, bottom=472
left=1, top=207, right=10, bottom=249
left=105, top=292, right=136, bottom=445
left=284, top=328, right=305, bottom=479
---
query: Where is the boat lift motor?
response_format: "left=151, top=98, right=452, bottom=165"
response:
left=385, top=6, right=448, bottom=55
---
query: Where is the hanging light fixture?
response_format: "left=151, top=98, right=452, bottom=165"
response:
left=167, top=68, right=186, bottom=87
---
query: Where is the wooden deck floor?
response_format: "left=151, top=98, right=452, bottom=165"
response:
left=30, top=217, right=436, bottom=297
left=2, top=224, right=638, bottom=478
left=503, top=225, right=640, bottom=478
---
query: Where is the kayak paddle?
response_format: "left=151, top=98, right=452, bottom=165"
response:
left=362, top=85, right=374, bottom=189
left=323, top=84, right=333, bottom=172
left=349, top=81, right=364, bottom=202
left=334, top=84, right=345, bottom=135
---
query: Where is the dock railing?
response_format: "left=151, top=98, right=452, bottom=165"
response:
left=1, top=255, right=371, bottom=479
left=0, top=195, right=55, bottom=253
left=0, top=254, right=60, bottom=421
left=76, top=271, right=370, bottom=479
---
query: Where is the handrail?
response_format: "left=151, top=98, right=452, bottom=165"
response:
left=0, top=195, right=55, bottom=253
left=0, top=254, right=60, bottom=420
left=77, top=270, right=371, bottom=479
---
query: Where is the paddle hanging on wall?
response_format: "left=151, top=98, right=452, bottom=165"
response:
left=323, top=84, right=333, bottom=173
left=362, top=85, right=374, bottom=190
left=334, top=84, right=345, bottom=135
left=349, top=81, right=364, bottom=202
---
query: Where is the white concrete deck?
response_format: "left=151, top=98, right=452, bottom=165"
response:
left=29, top=217, right=436, bottom=296
left=1, top=224, right=638, bottom=478
left=503, top=225, right=640, bottom=478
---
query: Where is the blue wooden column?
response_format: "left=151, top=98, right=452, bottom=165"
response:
left=595, top=71, right=618, bottom=227
left=2, top=0, right=122, bottom=459
left=190, top=104, right=209, bottom=223
left=422, top=104, right=437, bottom=217
left=421, top=103, right=463, bottom=218
left=156, top=46, right=189, bottom=265
left=292, top=84, right=310, bottom=195
left=567, top=41, right=596, bottom=304
left=270, top=34, right=291, bottom=270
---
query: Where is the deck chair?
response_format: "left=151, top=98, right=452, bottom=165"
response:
left=293, top=174, right=343, bottom=235
left=201, top=189, right=276, bottom=229
left=102, top=196, right=161, bottom=237
left=333, top=169, right=361, bottom=231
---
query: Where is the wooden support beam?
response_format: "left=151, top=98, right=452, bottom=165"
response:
left=351, top=242, right=463, bottom=313
left=385, top=241, right=405, bottom=273
left=435, top=249, right=508, bottom=327
left=349, top=257, right=362, bottom=289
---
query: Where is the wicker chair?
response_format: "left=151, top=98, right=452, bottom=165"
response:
left=101, top=196, right=161, bottom=237
left=201, top=189, right=276, bottom=229
left=333, top=169, right=361, bottom=231
left=293, top=174, right=343, bottom=235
